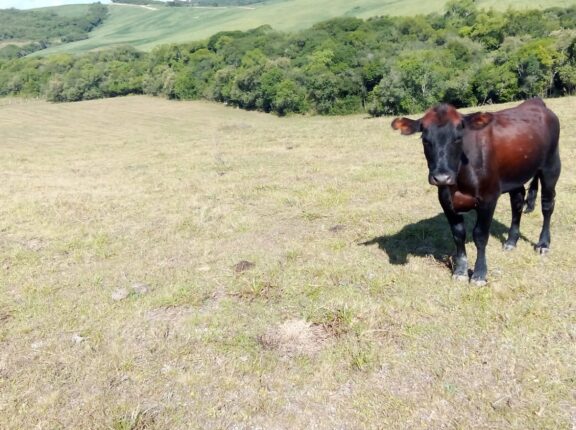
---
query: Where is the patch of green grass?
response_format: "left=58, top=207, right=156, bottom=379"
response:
left=348, top=340, right=379, bottom=371
left=48, top=4, right=95, bottom=18
left=111, top=406, right=158, bottom=430
left=230, top=277, right=281, bottom=302
left=151, top=282, right=208, bottom=308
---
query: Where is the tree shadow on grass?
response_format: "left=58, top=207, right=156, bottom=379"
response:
left=360, top=212, right=530, bottom=266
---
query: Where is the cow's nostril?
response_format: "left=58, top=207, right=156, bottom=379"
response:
left=433, top=173, right=452, bottom=185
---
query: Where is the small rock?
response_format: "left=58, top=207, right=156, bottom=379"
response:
left=71, top=334, right=86, bottom=344
left=111, top=288, right=129, bottom=301
left=491, top=395, right=513, bottom=410
left=27, top=239, right=43, bottom=251
left=329, top=224, right=346, bottom=233
left=234, top=260, right=255, bottom=273
left=31, top=341, right=44, bottom=350
left=0, top=311, right=11, bottom=323
left=131, top=282, right=149, bottom=295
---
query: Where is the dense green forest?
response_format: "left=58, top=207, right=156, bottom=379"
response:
left=0, top=1, right=575, bottom=116
left=0, top=4, right=108, bottom=58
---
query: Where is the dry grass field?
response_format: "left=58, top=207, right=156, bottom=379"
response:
left=0, top=95, right=575, bottom=429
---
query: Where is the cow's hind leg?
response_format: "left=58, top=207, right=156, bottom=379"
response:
left=535, top=164, right=561, bottom=253
left=524, top=175, right=539, bottom=214
left=504, top=186, right=525, bottom=250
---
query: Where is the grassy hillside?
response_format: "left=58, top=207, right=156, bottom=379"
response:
left=39, top=0, right=575, bottom=54
left=0, top=95, right=575, bottom=428
left=48, top=3, right=97, bottom=18
left=0, top=3, right=108, bottom=58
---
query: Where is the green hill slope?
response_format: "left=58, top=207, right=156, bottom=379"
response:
left=40, top=0, right=574, bottom=54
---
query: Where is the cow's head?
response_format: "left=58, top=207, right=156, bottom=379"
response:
left=391, top=104, right=492, bottom=187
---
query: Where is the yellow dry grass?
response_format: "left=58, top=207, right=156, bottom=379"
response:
left=0, top=95, right=575, bottom=429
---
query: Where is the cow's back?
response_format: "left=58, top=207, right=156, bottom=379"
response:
left=487, top=99, right=559, bottom=191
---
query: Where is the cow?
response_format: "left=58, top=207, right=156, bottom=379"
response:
left=391, top=98, right=561, bottom=285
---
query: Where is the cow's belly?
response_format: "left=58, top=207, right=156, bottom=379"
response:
left=500, top=164, right=540, bottom=193
left=496, top=140, right=545, bottom=192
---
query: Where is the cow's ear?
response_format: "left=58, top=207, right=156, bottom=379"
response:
left=391, top=117, right=422, bottom=135
left=464, top=112, right=493, bottom=130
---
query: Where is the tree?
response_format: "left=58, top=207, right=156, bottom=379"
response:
left=509, top=38, right=565, bottom=97
left=472, top=63, right=518, bottom=103
left=367, top=68, right=407, bottom=116
left=444, top=0, right=478, bottom=27
left=272, top=79, right=307, bottom=115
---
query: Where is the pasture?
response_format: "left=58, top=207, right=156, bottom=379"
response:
left=41, top=0, right=576, bottom=54
left=0, top=95, right=575, bottom=429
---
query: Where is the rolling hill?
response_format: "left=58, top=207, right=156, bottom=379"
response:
left=39, top=0, right=575, bottom=54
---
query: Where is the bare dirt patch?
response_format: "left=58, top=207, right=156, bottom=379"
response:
left=233, top=260, right=255, bottom=273
left=259, top=319, right=330, bottom=357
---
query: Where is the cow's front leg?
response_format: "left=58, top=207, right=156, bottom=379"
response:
left=438, top=188, right=468, bottom=280
left=471, top=201, right=497, bottom=286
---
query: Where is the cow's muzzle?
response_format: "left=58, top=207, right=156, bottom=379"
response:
left=429, top=173, right=456, bottom=186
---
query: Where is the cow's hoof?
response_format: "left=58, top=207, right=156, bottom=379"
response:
left=452, top=273, right=469, bottom=282
left=535, top=246, right=550, bottom=255
left=471, top=278, right=487, bottom=287
left=503, top=242, right=516, bottom=251
left=523, top=206, right=535, bottom=214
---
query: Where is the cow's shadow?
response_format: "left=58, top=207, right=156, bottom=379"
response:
left=361, top=212, right=531, bottom=265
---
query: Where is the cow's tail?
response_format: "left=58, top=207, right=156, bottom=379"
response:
left=524, top=174, right=539, bottom=213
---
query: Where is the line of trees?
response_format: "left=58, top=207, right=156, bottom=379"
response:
left=0, top=1, right=575, bottom=116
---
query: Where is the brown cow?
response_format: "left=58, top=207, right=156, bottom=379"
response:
left=391, top=98, right=561, bottom=285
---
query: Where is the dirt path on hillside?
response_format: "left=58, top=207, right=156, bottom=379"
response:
left=111, top=3, right=158, bottom=10
left=110, top=3, right=256, bottom=11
